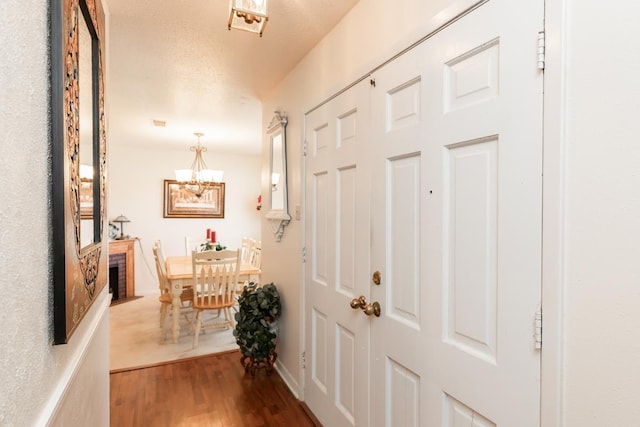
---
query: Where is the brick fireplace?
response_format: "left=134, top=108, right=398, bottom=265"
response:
left=109, top=253, right=126, bottom=301
left=108, top=239, right=135, bottom=303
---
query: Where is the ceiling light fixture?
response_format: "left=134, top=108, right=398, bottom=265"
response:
left=228, top=0, right=268, bottom=37
left=175, top=132, right=224, bottom=198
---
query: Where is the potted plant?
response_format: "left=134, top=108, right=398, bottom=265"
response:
left=233, top=282, right=281, bottom=376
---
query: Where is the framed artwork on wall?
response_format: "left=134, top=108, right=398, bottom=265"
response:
left=163, top=180, right=225, bottom=218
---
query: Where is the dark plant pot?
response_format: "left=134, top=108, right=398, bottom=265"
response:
left=240, top=348, right=278, bottom=377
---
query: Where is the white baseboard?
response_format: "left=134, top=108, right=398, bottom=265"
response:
left=274, top=359, right=300, bottom=400
left=37, top=288, right=111, bottom=426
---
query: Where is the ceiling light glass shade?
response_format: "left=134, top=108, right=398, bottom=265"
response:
left=201, top=169, right=224, bottom=182
left=228, top=0, right=268, bottom=36
left=174, top=133, right=224, bottom=198
left=175, top=169, right=193, bottom=182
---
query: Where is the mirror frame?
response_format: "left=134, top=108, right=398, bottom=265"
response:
left=266, top=111, right=291, bottom=242
left=51, top=0, right=108, bottom=344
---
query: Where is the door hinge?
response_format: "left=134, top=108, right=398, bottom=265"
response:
left=534, top=305, right=542, bottom=349
left=301, top=351, right=306, bottom=369
left=303, top=140, right=308, bottom=157
left=537, top=31, right=545, bottom=70
left=302, top=246, right=307, bottom=263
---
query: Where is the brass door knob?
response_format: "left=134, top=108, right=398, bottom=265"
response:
left=350, top=295, right=367, bottom=309
left=363, top=301, right=381, bottom=317
left=350, top=295, right=381, bottom=317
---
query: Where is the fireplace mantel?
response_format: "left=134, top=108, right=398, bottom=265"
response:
left=109, top=239, right=135, bottom=299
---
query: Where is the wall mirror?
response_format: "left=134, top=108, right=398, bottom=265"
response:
left=51, top=0, right=107, bottom=344
left=78, top=2, right=96, bottom=249
left=266, top=111, right=291, bottom=242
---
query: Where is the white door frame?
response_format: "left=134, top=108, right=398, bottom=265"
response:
left=540, top=0, right=566, bottom=425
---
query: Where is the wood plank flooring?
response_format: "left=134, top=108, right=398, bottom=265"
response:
left=110, top=350, right=317, bottom=426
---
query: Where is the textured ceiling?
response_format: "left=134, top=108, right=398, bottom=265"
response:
left=105, top=0, right=358, bottom=154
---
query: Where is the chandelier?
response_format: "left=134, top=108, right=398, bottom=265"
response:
left=228, top=0, right=268, bottom=37
left=174, top=132, right=224, bottom=198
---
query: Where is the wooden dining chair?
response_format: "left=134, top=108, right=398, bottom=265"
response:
left=240, top=237, right=256, bottom=264
left=250, top=240, right=262, bottom=269
left=249, top=240, right=262, bottom=283
left=153, top=240, right=193, bottom=341
left=191, top=249, right=241, bottom=349
left=238, top=237, right=261, bottom=285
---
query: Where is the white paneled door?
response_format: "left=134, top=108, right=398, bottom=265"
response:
left=304, top=0, right=543, bottom=425
left=304, top=79, right=372, bottom=427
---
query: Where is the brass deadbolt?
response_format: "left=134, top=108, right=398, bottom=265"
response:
left=372, top=271, right=381, bottom=285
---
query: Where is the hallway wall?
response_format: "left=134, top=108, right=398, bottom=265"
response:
left=0, top=1, right=110, bottom=425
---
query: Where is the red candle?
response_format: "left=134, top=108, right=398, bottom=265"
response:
left=211, top=231, right=216, bottom=243
left=206, top=229, right=211, bottom=240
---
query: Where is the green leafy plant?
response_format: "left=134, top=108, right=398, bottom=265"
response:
left=234, top=282, right=281, bottom=373
left=199, top=242, right=226, bottom=251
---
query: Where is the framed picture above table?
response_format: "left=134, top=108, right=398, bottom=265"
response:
left=163, top=179, right=225, bottom=218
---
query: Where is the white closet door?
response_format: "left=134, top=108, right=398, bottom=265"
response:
left=303, top=0, right=544, bottom=425
left=369, top=0, right=543, bottom=425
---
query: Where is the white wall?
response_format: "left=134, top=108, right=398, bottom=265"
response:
left=107, top=143, right=261, bottom=295
left=0, top=1, right=109, bottom=425
left=557, top=0, right=640, bottom=424
left=261, top=0, right=484, bottom=396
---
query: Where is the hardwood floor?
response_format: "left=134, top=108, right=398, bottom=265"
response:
left=110, top=350, right=318, bottom=426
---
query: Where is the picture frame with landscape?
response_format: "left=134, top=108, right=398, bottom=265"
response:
left=163, top=180, right=225, bottom=218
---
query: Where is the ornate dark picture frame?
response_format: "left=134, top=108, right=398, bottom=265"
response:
left=51, top=0, right=108, bottom=344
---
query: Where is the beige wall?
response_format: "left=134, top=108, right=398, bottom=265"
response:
left=0, top=1, right=110, bottom=425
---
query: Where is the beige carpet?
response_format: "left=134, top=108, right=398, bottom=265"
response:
left=109, top=296, right=239, bottom=372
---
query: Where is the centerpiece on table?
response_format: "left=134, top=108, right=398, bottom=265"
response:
left=233, top=282, right=281, bottom=376
left=199, top=241, right=226, bottom=251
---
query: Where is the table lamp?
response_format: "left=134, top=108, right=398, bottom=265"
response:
left=113, top=214, right=131, bottom=240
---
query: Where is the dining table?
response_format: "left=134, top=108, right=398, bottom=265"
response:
left=165, top=255, right=261, bottom=343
